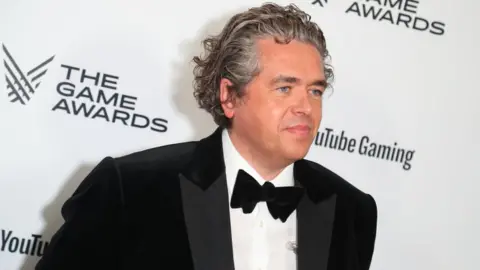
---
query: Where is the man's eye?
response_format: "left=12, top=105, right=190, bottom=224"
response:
left=277, top=86, right=290, bottom=93
left=310, top=89, right=323, bottom=96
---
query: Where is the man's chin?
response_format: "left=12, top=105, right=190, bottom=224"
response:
left=282, top=146, right=310, bottom=161
left=279, top=135, right=314, bottom=159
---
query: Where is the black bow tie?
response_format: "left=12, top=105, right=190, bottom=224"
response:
left=230, top=169, right=304, bottom=222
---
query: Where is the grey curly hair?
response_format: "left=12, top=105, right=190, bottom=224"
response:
left=192, top=2, right=334, bottom=128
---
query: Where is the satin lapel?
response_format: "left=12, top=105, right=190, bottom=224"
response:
left=179, top=172, right=234, bottom=270
left=178, top=127, right=235, bottom=270
left=297, top=193, right=337, bottom=270
left=294, top=160, right=338, bottom=270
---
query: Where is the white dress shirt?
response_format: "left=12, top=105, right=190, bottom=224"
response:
left=222, top=129, right=297, bottom=270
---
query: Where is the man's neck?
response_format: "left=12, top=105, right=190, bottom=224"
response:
left=227, top=129, right=289, bottom=181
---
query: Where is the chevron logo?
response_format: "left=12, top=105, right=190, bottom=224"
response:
left=312, top=0, right=329, bottom=7
left=3, top=44, right=55, bottom=105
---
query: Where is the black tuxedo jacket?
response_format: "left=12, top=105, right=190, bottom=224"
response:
left=35, top=128, right=377, bottom=270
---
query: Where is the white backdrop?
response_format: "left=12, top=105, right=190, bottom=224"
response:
left=1, top=0, right=479, bottom=269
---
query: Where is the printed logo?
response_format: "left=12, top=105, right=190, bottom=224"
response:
left=1, top=229, right=49, bottom=257
left=314, top=127, right=415, bottom=171
left=2, top=46, right=169, bottom=133
left=312, top=0, right=446, bottom=36
left=2, top=44, right=54, bottom=105
left=312, top=0, right=329, bottom=7
left=51, top=65, right=168, bottom=133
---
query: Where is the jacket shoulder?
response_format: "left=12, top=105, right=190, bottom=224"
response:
left=114, top=140, right=198, bottom=173
left=96, top=141, right=201, bottom=204
left=302, top=159, right=373, bottom=202
left=302, top=159, right=377, bottom=238
left=93, top=141, right=198, bottom=193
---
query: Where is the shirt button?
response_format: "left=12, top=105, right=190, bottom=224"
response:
left=259, top=221, right=264, bottom=228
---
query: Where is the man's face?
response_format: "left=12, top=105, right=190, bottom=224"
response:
left=223, top=37, right=326, bottom=164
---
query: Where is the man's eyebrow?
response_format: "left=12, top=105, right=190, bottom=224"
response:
left=270, top=75, right=327, bottom=88
left=309, top=79, right=328, bottom=88
left=270, top=75, right=300, bottom=85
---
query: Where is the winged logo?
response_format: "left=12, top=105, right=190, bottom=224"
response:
left=3, top=44, right=55, bottom=105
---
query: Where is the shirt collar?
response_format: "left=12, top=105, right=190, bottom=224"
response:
left=221, top=129, right=294, bottom=196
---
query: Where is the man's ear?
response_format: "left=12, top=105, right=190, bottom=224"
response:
left=219, top=78, right=236, bottom=119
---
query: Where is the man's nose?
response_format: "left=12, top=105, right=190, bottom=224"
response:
left=291, top=92, right=313, bottom=115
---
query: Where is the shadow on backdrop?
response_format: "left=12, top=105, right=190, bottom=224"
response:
left=19, top=11, right=239, bottom=270
left=171, top=12, right=238, bottom=140
left=20, top=164, right=94, bottom=270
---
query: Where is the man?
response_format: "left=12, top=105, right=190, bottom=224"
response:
left=36, top=3, right=377, bottom=270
